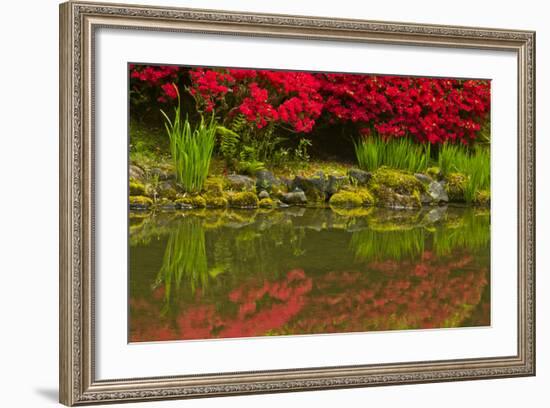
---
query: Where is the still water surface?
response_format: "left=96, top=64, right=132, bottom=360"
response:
left=129, top=206, right=490, bottom=342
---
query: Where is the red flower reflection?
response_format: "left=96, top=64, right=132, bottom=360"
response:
left=130, top=251, right=489, bottom=342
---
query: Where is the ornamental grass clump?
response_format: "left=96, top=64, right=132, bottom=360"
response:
left=438, top=143, right=490, bottom=203
left=161, top=84, right=217, bottom=193
left=354, top=135, right=430, bottom=173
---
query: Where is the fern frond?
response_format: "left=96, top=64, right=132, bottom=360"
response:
left=216, top=126, right=240, bottom=161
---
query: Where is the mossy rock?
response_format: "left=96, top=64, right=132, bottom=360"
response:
left=129, top=179, right=147, bottom=196
left=445, top=172, right=468, bottom=202
left=355, top=188, right=375, bottom=206
left=270, top=185, right=286, bottom=201
left=157, top=198, right=176, bottom=211
left=329, top=191, right=364, bottom=208
left=369, top=167, right=424, bottom=194
left=175, top=197, right=193, bottom=209
left=129, top=195, right=153, bottom=210
left=226, top=174, right=255, bottom=191
left=175, top=195, right=206, bottom=209
left=129, top=165, right=146, bottom=181
left=327, top=175, right=350, bottom=195
left=205, top=194, right=228, bottom=209
left=228, top=191, right=259, bottom=209
left=258, top=197, right=276, bottom=209
left=368, top=167, right=424, bottom=209
left=204, top=178, right=225, bottom=196
left=191, top=195, right=206, bottom=208
left=291, top=174, right=326, bottom=202
left=474, top=190, right=491, bottom=206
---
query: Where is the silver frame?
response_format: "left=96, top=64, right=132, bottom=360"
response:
left=59, top=1, right=536, bottom=405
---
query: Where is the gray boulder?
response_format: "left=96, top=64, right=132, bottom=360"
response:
left=150, top=167, right=173, bottom=181
left=157, top=181, right=179, bottom=199
left=326, top=175, right=350, bottom=196
left=258, top=190, right=270, bottom=199
left=414, top=173, right=433, bottom=185
left=129, top=165, right=145, bottom=180
left=420, top=192, right=433, bottom=205
left=348, top=168, right=372, bottom=186
left=255, top=170, right=279, bottom=192
left=291, top=172, right=327, bottom=202
left=226, top=174, right=255, bottom=191
left=428, top=181, right=449, bottom=203
left=281, top=189, right=308, bottom=205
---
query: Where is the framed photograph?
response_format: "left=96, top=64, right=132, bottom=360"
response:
left=59, top=1, right=535, bottom=405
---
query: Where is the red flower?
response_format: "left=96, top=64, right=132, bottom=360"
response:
left=160, top=83, right=178, bottom=99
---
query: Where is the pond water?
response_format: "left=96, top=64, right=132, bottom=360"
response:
left=129, top=206, right=490, bottom=342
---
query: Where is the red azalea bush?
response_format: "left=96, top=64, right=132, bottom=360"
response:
left=129, top=64, right=490, bottom=144
left=187, top=68, right=324, bottom=133
left=319, top=75, right=490, bottom=144
left=129, top=64, right=182, bottom=104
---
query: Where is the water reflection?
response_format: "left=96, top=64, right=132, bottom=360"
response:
left=129, top=207, right=490, bottom=342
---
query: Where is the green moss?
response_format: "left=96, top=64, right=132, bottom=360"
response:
left=445, top=172, right=468, bottom=202
left=175, top=196, right=193, bottom=207
left=191, top=195, right=206, bottom=208
left=329, top=192, right=363, bottom=208
left=369, top=167, right=424, bottom=194
left=355, top=188, right=375, bottom=206
left=270, top=185, right=285, bottom=200
left=329, top=187, right=375, bottom=208
left=129, top=179, right=147, bottom=196
left=304, top=188, right=325, bottom=202
left=204, top=178, right=225, bottom=196
left=205, top=194, right=228, bottom=209
left=175, top=195, right=206, bottom=208
left=426, top=166, right=442, bottom=180
left=258, top=198, right=276, bottom=209
left=228, top=192, right=259, bottom=208
left=474, top=190, right=491, bottom=206
left=129, top=195, right=153, bottom=208
left=159, top=187, right=178, bottom=200
left=368, top=167, right=423, bottom=209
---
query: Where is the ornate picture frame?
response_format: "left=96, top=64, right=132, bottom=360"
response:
left=59, top=1, right=535, bottom=405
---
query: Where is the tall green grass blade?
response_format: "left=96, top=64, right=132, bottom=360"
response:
left=354, top=134, right=431, bottom=173
left=161, top=85, right=217, bottom=193
left=438, top=143, right=490, bottom=203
